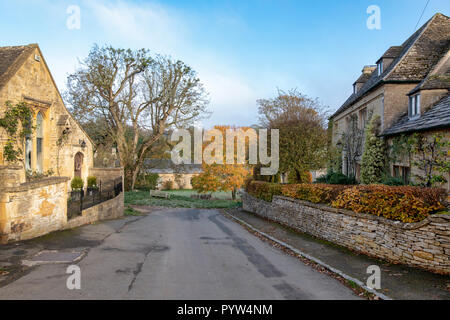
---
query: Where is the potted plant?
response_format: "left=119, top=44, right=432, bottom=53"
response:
left=87, top=176, right=99, bottom=196
left=70, top=177, right=84, bottom=201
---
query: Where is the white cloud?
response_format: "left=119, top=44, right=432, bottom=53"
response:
left=198, top=70, right=259, bottom=127
left=85, top=0, right=187, bottom=53
left=83, top=0, right=260, bottom=127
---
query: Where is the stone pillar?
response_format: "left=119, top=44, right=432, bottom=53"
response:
left=0, top=192, right=10, bottom=244
left=0, top=165, right=25, bottom=188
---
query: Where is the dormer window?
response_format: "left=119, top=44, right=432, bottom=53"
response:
left=409, top=94, right=421, bottom=118
left=377, top=61, right=383, bottom=76
left=353, top=84, right=357, bottom=94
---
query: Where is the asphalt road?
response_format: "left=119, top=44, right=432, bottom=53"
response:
left=0, top=209, right=360, bottom=300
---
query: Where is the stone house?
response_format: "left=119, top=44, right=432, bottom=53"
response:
left=330, top=13, right=450, bottom=188
left=144, top=159, right=202, bottom=190
left=0, top=44, right=124, bottom=243
left=0, top=44, right=94, bottom=185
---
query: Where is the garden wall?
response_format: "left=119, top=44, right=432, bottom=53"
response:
left=242, top=191, right=450, bottom=274
left=0, top=166, right=125, bottom=244
left=89, top=167, right=124, bottom=187
left=65, top=192, right=124, bottom=230
left=0, top=177, right=70, bottom=243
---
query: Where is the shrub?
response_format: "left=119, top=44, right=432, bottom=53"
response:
left=281, top=183, right=352, bottom=204
left=288, top=170, right=313, bottom=184
left=135, top=173, right=159, bottom=191
left=360, top=115, right=386, bottom=184
left=26, top=169, right=54, bottom=182
left=163, top=180, right=174, bottom=191
left=71, top=177, right=84, bottom=191
left=381, top=174, right=405, bottom=186
left=316, top=172, right=357, bottom=185
left=332, top=185, right=447, bottom=223
left=315, top=171, right=333, bottom=183
left=246, top=180, right=349, bottom=204
left=87, top=176, right=97, bottom=188
left=245, top=181, right=282, bottom=202
left=245, top=180, right=447, bottom=223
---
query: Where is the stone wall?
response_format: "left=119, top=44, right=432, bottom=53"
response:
left=65, top=192, right=124, bottom=230
left=0, top=169, right=124, bottom=244
left=242, top=191, right=450, bottom=274
left=89, top=167, right=123, bottom=182
left=0, top=177, right=70, bottom=243
left=156, top=173, right=200, bottom=190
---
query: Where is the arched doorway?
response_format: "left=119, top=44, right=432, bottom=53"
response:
left=74, top=152, right=84, bottom=178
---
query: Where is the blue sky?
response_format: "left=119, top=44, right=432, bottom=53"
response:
left=1, top=0, right=449, bottom=127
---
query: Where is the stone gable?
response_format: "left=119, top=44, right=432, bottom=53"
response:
left=0, top=44, right=94, bottom=186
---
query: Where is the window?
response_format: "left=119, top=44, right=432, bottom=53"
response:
left=377, top=61, right=383, bottom=76
left=409, top=94, right=421, bottom=118
left=393, top=165, right=410, bottom=185
left=353, top=84, right=357, bottom=94
left=359, top=108, right=368, bottom=129
left=25, top=136, right=32, bottom=171
left=25, top=114, right=32, bottom=171
left=36, top=112, right=44, bottom=173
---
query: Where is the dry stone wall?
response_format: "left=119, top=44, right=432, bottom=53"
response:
left=242, top=191, right=450, bottom=274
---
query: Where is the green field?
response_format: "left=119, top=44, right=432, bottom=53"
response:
left=125, top=189, right=242, bottom=209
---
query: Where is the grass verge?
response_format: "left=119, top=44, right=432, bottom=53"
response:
left=125, top=190, right=242, bottom=209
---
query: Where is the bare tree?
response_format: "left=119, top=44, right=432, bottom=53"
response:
left=65, top=45, right=209, bottom=189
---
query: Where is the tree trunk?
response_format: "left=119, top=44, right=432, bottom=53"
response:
left=131, top=166, right=140, bottom=191
left=232, top=188, right=237, bottom=200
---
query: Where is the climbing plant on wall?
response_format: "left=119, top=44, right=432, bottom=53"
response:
left=361, top=115, right=386, bottom=184
left=341, top=114, right=364, bottom=177
left=0, top=101, right=34, bottom=163
left=389, top=132, right=450, bottom=187
left=56, top=127, right=71, bottom=175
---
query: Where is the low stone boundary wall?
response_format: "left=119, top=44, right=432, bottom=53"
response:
left=242, top=191, right=450, bottom=274
left=0, top=174, right=124, bottom=244
left=65, top=192, right=124, bottom=230
left=0, top=177, right=70, bottom=243
left=89, top=167, right=123, bottom=183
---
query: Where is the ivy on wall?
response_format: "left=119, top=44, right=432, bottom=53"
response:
left=0, top=101, right=34, bottom=163
left=390, top=132, right=450, bottom=187
left=361, top=115, right=386, bottom=184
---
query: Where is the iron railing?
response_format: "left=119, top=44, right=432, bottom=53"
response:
left=67, top=177, right=123, bottom=220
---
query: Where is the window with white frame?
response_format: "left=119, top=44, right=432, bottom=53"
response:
left=377, top=61, right=383, bottom=76
left=409, top=94, right=421, bottom=118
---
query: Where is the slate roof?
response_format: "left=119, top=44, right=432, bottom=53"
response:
left=382, top=93, right=450, bottom=136
left=331, top=13, right=450, bottom=119
left=354, top=72, right=372, bottom=84
left=0, top=44, right=37, bottom=90
left=144, top=159, right=202, bottom=174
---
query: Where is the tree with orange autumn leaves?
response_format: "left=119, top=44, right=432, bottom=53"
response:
left=191, top=125, right=252, bottom=200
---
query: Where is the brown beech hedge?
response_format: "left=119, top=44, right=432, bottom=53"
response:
left=244, top=180, right=447, bottom=223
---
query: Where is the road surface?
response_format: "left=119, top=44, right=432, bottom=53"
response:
left=0, top=209, right=360, bottom=300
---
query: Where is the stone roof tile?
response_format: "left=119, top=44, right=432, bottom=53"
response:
left=331, top=13, right=450, bottom=119
left=0, top=44, right=37, bottom=91
left=382, top=93, right=450, bottom=136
